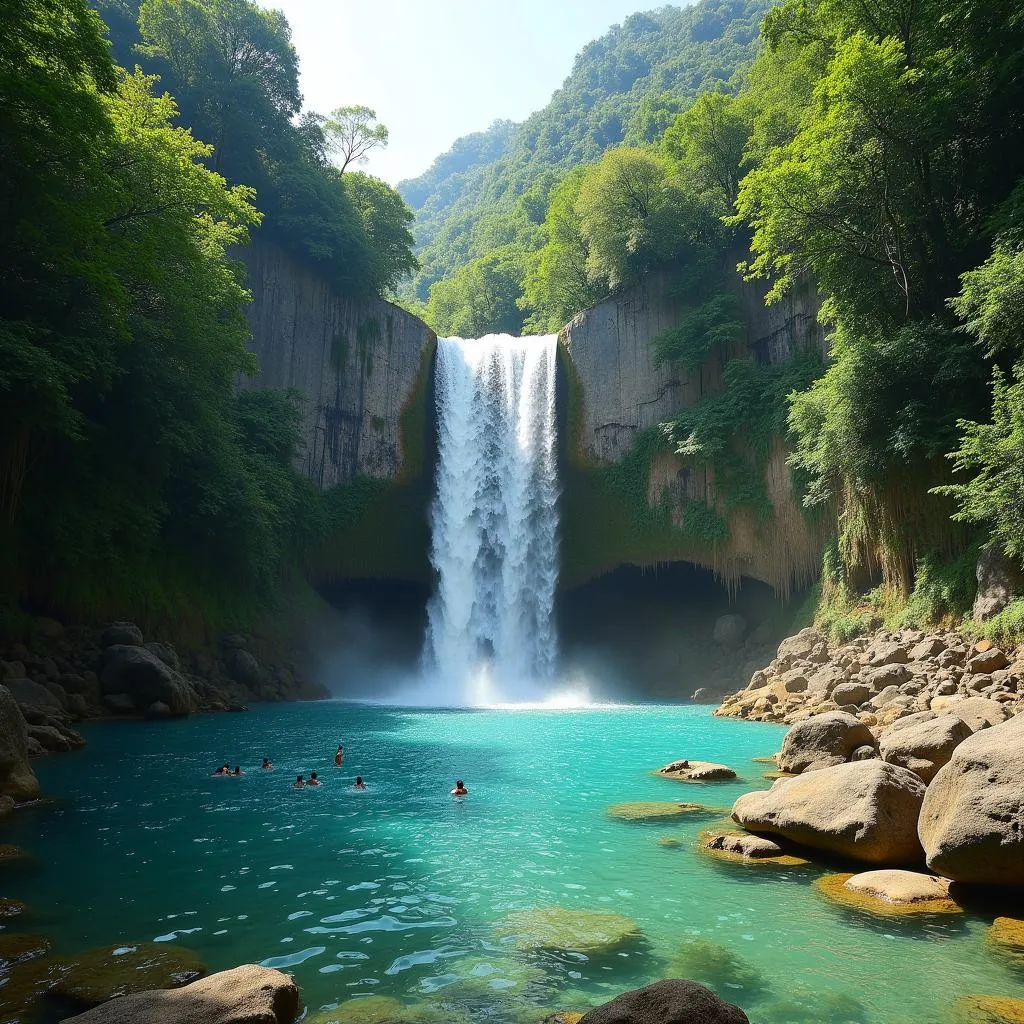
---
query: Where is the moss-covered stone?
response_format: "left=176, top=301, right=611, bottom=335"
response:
left=698, top=829, right=810, bottom=867
left=0, top=844, right=28, bottom=864
left=493, top=907, right=640, bottom=955
left=987, top=917, right=1024, bottom=969
left=671, top=938, right=767, bottom=1002
left=814, top=872, right=962, bottom=916
left=0, top=896, right=27, bottom=918
left=52, top=942, right=206, bottom=1007
left=953, top=995, right=1024, bottom=1023
left=0, top=956, right=69, bottom=1021
left=751, top=756, right=779, bottom=764
left=606, top=801, right=718, bottom=822
left=657, top=837, right=683, bottom=848
left=0, top=932, right=51, bottom=970
left=304, top=996, right=461, bottom=1024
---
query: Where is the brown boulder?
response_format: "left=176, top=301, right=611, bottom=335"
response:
left=732, top=760, right=926, bottom=865
left=919, top=713, right=1024, bottom=886
left=579, top=979, right=748, bottom=1024
left=0, top=685, right=40, bottom=800
left=879, top=714, right=972, bottom=783
left=777, top=712, right=875, bottom=773
left=60, top=964, right=300, bottom=1024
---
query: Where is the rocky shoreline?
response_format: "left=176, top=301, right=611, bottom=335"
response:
left=0, top=617, right=328, bottom=809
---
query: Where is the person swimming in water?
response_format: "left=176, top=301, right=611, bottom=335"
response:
left=353, top=776, right=366, bottom=790
left=451, top=779, right=468, bottom=796
left=308, top=771, right=320, bottom=787
left=212, top=763, right=230, bottom=776
left=232, top=766, right=243, bottom=776
left=334, top=744, right=344, bottom=767
left=262, top=758, right=272, bottom=770
left=294, top=775, right=305, bottom=788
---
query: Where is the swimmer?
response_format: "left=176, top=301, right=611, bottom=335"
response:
left=353, top=776, right=366, bottom=790
left=334, top=744, right=344, bottom=767
left=212, top=763, right=230, bottom=776
left=262, top=757, right=272, bottom=770
left=232, top=765, right=243, bottom=776
left=294, top=775, right=305, bottom=788
left=451, top=779, right=468, bottom=796
left=308, top=771, right=320, bottom=787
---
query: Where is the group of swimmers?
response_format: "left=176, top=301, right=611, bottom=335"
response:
left=213, top=744, right=469, bottom=797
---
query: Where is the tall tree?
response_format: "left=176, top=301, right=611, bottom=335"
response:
left=324, top=105, right=389, bottom=173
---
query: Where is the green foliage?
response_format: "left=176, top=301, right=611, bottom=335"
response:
left=400, top=0, right=772, bottom=307
left=891, top=546, right=980, bottom=631
left=324, top=105, right=388, bottom=173
left=426, top=246, right=527, bottom=337
left=967, top=599, right=1024, bottom=647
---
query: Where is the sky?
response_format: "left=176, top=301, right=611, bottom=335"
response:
left=267, top=0, right=686, bottom=185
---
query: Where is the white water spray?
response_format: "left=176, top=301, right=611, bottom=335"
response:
left=423, top=335, right=562, bottom=704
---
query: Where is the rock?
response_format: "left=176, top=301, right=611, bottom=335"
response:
left=145, top=642, right=180, bottom=671
left=671, top=940, right=766, bottom=1003
left=101, top=646, right=193, bottom=715
left=0, top=794, right=14, bottom=817
left=930, top=695, right=1009, bottom=732
left=865, top=641, right=909, bottom=667
left=103, top=692, right=136, bottom=715
left=227, top=649, right=262, bottom=689
left=712, top=614, right=747, bottom=649
left=815, top=870, right=960, bottom=915
left=25, top=736, right=46, bottom=757
left=987, top=917, right=1024, bottom=969
left=851, top=744, right=877, bottom=761
left=953, top=995, right=1024, bottom=1024
left=5, top=678, right=63, bottom=712
left=879, top=714, right=972, bottom=782
left=0, top=897, right=27, bottom=918
left=0, top=932, right=51, bottom=970
left=59, top=964, right=300, bottom=1024
left=607, top=802, right=717, bottom=822
left=303, top=995, right=443, bottom=1024
left=27, top=724, right=73, bottom=752
left=146, top=701, right=172, bottom=718
left=777, top=712, right=875, bottom=773
left=32, top=616, right=64, bottom=638
left=0, top=685, right=40, bottom=800
left=973, top=544, right=1022, bottom=621
left=777, top=629, right=824, bottom=667
left=578, top=979, right=748, bottom=1024
left=493, top=907, right=639, bottom=954
left=967, top=648, right=1010, bottom=674
left=58, top=672, right=88, bottom=694
left=102, top=622, right=144, bottom=648
left=698, top=830, right=807, bottom=865
left=831, top=682, right=871, bottom=707
left=731, top=760, right=926, bottom=865
left=53, top=942, right=206, bottom=1007
left=690, top=688, right=713, bottom=703
left=910, top=637, right=946, bottom=660
left=781, top=669, right=808, bottom=693
left=918, top=712, right=1024, bottom=885
left=861, top=663, right=910, bottom=688
left=656, top=759, right=736, bottom=781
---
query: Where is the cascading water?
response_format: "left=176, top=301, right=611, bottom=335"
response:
left=423, top=334, right=560, bottom=704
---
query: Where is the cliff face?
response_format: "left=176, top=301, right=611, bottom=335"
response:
left=560, top=271, right=827, bottom=594
left=236, top=240, right=435, bottom=488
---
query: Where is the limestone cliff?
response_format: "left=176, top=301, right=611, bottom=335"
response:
left=560, top=271, right=827, bottom=595
left=236, top=240, right=435, bottom=488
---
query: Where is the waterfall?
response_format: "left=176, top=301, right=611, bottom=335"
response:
left=423, top=334, right=560, bottom=704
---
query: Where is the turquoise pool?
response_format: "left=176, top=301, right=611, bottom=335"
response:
left=3, top=703, right=1021, bottom=1022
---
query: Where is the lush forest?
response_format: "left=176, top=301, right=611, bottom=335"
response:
left=401, top=0, right=1024, bottom=636
left=0, top=0, right=417, bottom=637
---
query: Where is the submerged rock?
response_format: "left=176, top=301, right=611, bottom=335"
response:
left=671, top=939, right=767, bottom=1002
left=0, top=931, right=51, bottom=970
left=305, top=996, right=444, bottom=1024
left=578, top=979, right=748, bottom=1024
left=607, top=802, right=717, bottom=822
left=952, top=995, right=1024, bottom=1023
left=777, top=712, right=875, bottom=774
left=61, top=964, right=299, bottom=1024
left=493, top=907, right=640, bottom=955
left=987, top=917, right=1024, bottom=969
left=918, top=712, right=1024, bottom=886
left=656, top=760, right=736, bottom=782
left=53, top=942, right=206, bottom=1007
left=815, top=870, right=961, bottom=915
left=731, top=760, right=926, bottom=865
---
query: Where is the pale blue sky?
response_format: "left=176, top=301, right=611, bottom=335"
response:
left=267, top=0, right=690, bottom=185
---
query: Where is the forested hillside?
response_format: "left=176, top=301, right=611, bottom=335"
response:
left=397, top=0, right=771, bottom=327
left=0, top=0, right=418, bottom=638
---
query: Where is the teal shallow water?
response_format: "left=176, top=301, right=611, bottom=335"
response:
left=3, top=703, right=1022, bottom=1022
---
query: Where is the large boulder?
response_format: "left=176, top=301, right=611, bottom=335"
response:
left=918, top=712, right=1024, bottom=886
left=929, top=695, right=1009, bottom=732
left=776, top=628, right=824, bottom=667
left=712, top=615, right=747, bottom=649
left=579, top=979, right=747, bottom=1024
left=5, top=678, right=63, bottom=713
left=879, top=714, right=972, bottom=783
left=102, top=622, right=143, bottom=648
left=0, top=686, right=40, bottom=800
left=60, top=964, right=300, bottom=1024
left=656, top=759, right=736, bottom=782
left=973, top=544, right=1021, bottom=622
left=815, top=869, right=960, bottom=916
left=101, top=646, right=193, bottom=715
left=777, top=712, right=875, bottom=773
left=731, top=760, right=926, bottom=865
left=227, top=649, right=262, bottom=689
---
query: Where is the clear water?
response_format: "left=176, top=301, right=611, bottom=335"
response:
left=4, top=703, right=1022, bottom=1022
left=425, top=335, right=560, bottom=702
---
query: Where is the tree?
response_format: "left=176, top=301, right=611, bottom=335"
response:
left=324, top=105, right=389, bottom=173
left=426, top=246, right=527, bottom=337
left=341, top=172, right=419, bottom=294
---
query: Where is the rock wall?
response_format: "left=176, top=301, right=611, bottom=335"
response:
left=560, top=269, right=827, bottom=594
left=236, top=240, right=435, bottom=488
left=561, top=271, right=824, bottom=464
